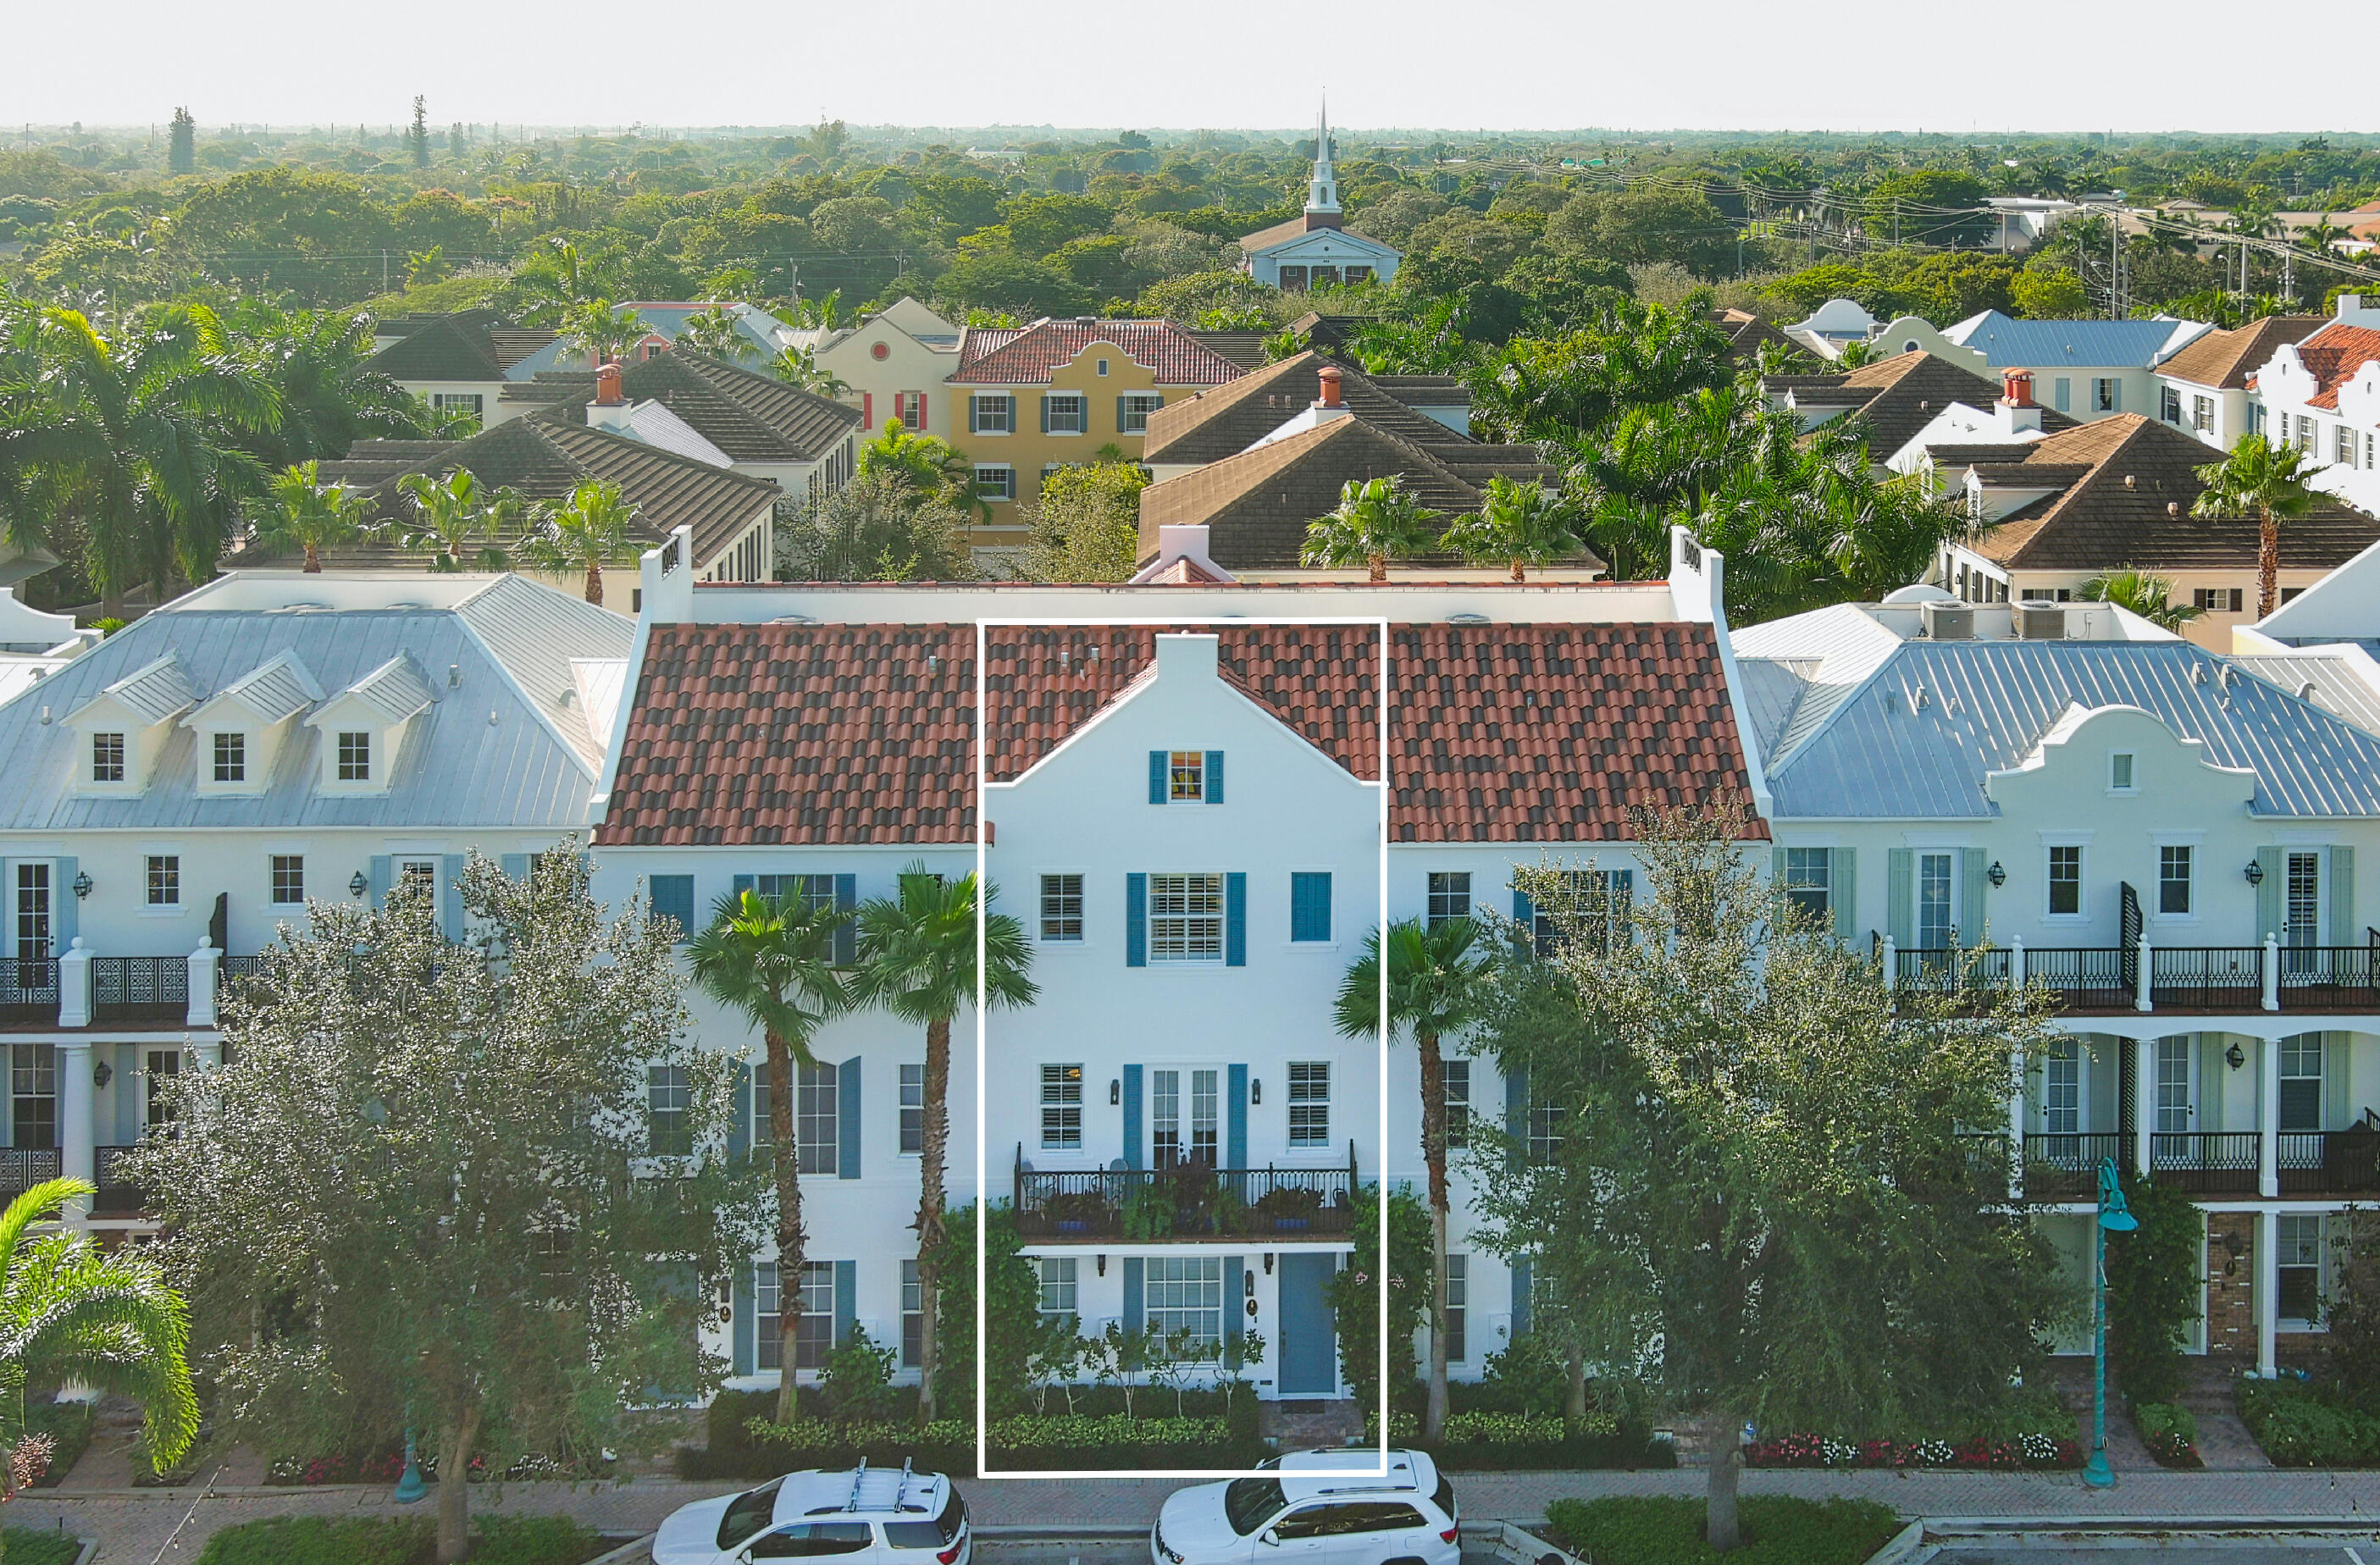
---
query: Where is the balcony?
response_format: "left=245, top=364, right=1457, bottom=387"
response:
left=0, top=959, right=60, bottom=1023
left=1015, top=1146, right=1359, bottom=1243
left=91, top=957, right=190, bottom=1022
left=93, top=1145, right=149, bottom=1215
left=0, top=1147, right=61, bottom=1196
left=1886, top=932, right=2380, bottom=1015
left=2278, top=1128, right=2380, bottom=1196
left=2021, top=1132, right=2128, bottom=1199
left=2148, top=1131, right=2261, bottom=1195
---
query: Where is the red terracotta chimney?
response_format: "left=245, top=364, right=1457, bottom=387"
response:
left=2001, top=368, right=2034, bottom=408
left=1316, top=365, right=1343, bottom=409
left=595, top=361, right=625, bottom=407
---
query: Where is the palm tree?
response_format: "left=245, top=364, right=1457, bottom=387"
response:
left=0, top=1179, right=199, bottom=1495
left=1443, top=476, right=1590, bottom=582
left=769, top=345, right=850, bottom=397
left=1332, top=917, right=1496, bottom=1441
left=564, top=302, right=647, bottom=368
left=227, top=300, right=429, bottom=469
left=850, top=865, right=1037, bottom=1424
left=1300, top=476, right=1442, bottom=582
left=525, top=478, right=643, bottom=606
left=2078, top=568, right=2204, bottom=631
left=2194, top=434, right=2322, bottom=618
left=396, top=467, right=523, bottom=572
left=858, top=421, right=988, bottom=524
left=689, top=889, right=851, bottom=1424
left=254, top=461, right=376, bottom=572
left=14, top=303, right=277, bottom=614
left=673, top=307, right=749, bottom=362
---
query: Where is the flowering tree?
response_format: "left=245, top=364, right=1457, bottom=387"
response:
left=131, top=846, right=760, bottom=1563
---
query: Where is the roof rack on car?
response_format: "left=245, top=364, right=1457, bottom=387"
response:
left=845, top=1457, right=870, bottom=1512
left=891, top=1457, right=914, bottom=1514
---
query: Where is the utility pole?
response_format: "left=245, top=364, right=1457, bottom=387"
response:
left=2110, top=211, right=2121, bottom=320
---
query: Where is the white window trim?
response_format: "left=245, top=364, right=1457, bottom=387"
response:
left=1163, top=750, right=1207, bottom=806
left=2106, top=751, right=2139, bottom=796
left=2042, top=842, right=2089, bottom=924
left=1036, top=868, right=1091, bottom=948
left=1146, top=871, right=1226, bottom=964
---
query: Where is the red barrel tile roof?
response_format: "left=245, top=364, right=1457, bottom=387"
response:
left=595, top=622, right=1763, bottom=845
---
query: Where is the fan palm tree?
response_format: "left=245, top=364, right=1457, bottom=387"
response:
left=1442, top=476, right=1590, bottom=582
left=564, top=302, right=647, bottom=368
left=2194, top=434, right=2322, bottom=618
left=524, top=478, right=643, bottom=606
left=227, top=300, right=429, bottom=469
left=0, top=1179, right=199, bottom=1495
left=689, top=889, right=851, bottom=1424
left=14, top=303, right=277, bottom=614
left=396, top=467, right=523, bottom=572
left=2078, top=568, right=2204, bottom=630
left=858, top=421, right=988, bottom=524
left=674, top=307, right=749, bottom=362
left=1333, top=917, right=1497, bottom=1441
left=254, top=461, right=377, bottom=572
left=850, top=865, right=1038, bottom=1424
left=1300, top=476, right=1442, bottom=582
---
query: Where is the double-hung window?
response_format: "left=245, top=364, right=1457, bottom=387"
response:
left=1118, top=393, right=1164, bottom=434
left=2192, top=395, right=2215, bottom=434
left=2339, top=424, right=2359, bottom=468
left=213, top=732, right=246, bottom=783
left=1148, top=873, right=1224, bottom=961
left=901, top=1260, right=923, bottom=1368
left=647, top=1065, right=691, bottom=1156
left=1166, top=751, right=1205, bottom=802
left=147, top=854, right=180, bottom=907
left=1287, top=1060, right=1330, bottom=1147
left=10, top=1045, right=54, bottom=1151
left=272, top=855, right=306, bottom=905
left=2279, top=1035, right=2323, bottom=1132
left=2093, top=378, right=2121, bottom=412
left=1781, top=848, right=1830, bottom=923
left=2047, top=845, right=2084, bottom=916
left=337, top=731, right=371, bottom=782
left=2159, top=845, right=2192, bottom=915
left=1443, top=1254, right=1468, bottom=1362
left=975, top=464, right=1016, bottom=503
left=2278, top=1214, right=2324, bottom=1322
left=894, top=390, right=926, bottom=429
left=2161, top=385, right=2183, bottom=424
left=1528, top=1100, right=1566, bottom=1164
left=1530, top=870, right=1629, bottom=954
left=1143, top=1257, right=1222, bottom=1349
left=899, top=1063, right=923, bottom=1154
left=1441, top=1059, right=1470, bottom=1147
left=796, top=1061, right=839, bottom=1175
left=1037, top=1256, right=1078, bottom=1323
left=1039, top=873, right=1083, bottom=942
left=91, top=733, right=125, bottom=783
left=1040, top=1063, right=1082, bottom=1150
left=1043, top=393, right=1086, bottom=434
left=1426, top=871, right=1471, bottom=926
left=971, top=394, right=1014, bottom=434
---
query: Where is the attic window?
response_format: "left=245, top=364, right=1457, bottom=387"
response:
left=337, top=731, right=372, bottom=782
left=213, top=733, right=246, bottom=783
left=91, top=733, right=125, bottom=783
left=2110, top=753, right=2136, bottom=793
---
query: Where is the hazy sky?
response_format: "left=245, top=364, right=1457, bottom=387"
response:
left=7, top=0, right=2359, bottom=136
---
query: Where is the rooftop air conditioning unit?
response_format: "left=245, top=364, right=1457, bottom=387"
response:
left=2012, top=601, right=2067, bottom=640
left=1920, top=600, right=1974, bottom=640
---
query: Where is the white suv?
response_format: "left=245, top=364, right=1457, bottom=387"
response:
left=653, top=1463, right=971, bottom=1565
left=1151, top=1451, right=1459, bottom=1565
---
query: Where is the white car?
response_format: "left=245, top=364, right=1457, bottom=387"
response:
left=1151, top=1451, right=1459, bottom=1565
left=653, top=1463, right=971, bottom=1565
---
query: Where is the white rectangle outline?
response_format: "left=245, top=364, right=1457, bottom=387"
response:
left=976, top=614, right=1392, bottom=1481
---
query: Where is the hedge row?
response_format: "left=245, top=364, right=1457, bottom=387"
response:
left=2239, top=1378, right=2380, bottom=1467
left=1541, top=1496, right=1901, bottom=1565
left=191, top=1515, right=607, bottom=1565
left=728, top=1413, right=1273, bottom=1476
left=1368, top=1410, right=1679, bottom=1471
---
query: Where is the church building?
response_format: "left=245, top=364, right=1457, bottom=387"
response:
left=1238, top=109, right=1402, bottom=291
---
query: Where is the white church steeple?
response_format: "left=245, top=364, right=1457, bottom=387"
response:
left=1303, top=99, right=1342, bottom=229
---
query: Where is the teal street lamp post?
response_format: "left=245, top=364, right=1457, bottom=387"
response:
left=394, top=1428, right=427, bottom=1504
left=2084, top=1156, right=2139, bottom=1490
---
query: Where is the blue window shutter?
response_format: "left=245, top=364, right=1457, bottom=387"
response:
left=1122, top=1065, right=1143, bottom=1170
left=2255, top=847, right=2283, bottom=938
left=833, top=874, right=856, bottom=965
left=1226, top=1064, right=1248, bottom=1168
left=833, top=1259, right=856, bottom=1346
left=1511, top=1258, right=1532, bottom=1336
left=1148, top=750, right=1167, bottom=805
left=1126, top=873, right=1147, bottom=966
left=651, top=875, right=695, bottom=939
left=1039, top=394, right=1050, bottom=434
left=1224, top=1257, right=1245, bottom=1367
left=733, top=1265, right=756, bottom=1375
left=1614, top=870, right=1633, bottom=910
left=440, top=854, right=466, bottom=943
left=1292, top=872, right=1331, bottom=942
left=1505, top=1065, right=1529, bottom=1170
left=1886, top=849, right=1914, bottom=947
left=1116, top=395, right=1127, bottom=433
left=1205, top=750, right=1225, bottom=804
left=368, top=855, right=393, bottom=909
left=1123, top=1257, right=1144, bottom=1334
left=502, top=854, right=529, bottom=882
left=1226, top=872, right=1247, bottom=965
left=52, top=858, right=75, bottom=948
left=1512, top=883, right=1535, bottom=947
left=967, top=395, right=979, bottom=434
left=1833, top=848, right=1857, bottom=943
left=1960, top=849, right=1986, bottom=946
left=728, top=1061, right=752, bottom=1160
left=838, top=1056, right=861, bottom=1179
left=2332, top=846, right=2355, bottom=943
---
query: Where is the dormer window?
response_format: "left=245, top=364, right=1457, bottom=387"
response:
left=92, top=733, right=125, bottom=783
left=213, top=733, right=246, bottom=783
left=338, top=732, right=372, bottom=782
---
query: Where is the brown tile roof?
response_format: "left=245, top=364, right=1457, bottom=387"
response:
left=500, top=351, right=861, bottom=462
left=1240, top=213, right=1334, bottom=252
left=1712, top=307, right=1794, bottom=360
left=1187, top=329, right=1270, bottom=369
left=594, top=622, right=1761, bottom=845
left=1833, top=351, right=2078, bottom=456
left=2154, top=315, right=2327, bottom=390
left=1143, top=351, right=1467, bottom=466
left=1964, top=413, right=2380, bottom=572
left=368, top=312, right=557, bottom=382
left=2290, top=323, right=2380, bottom=412
left=949, top=318, right=1245, bottom=388
left=235, top=418, right=778, bottom=572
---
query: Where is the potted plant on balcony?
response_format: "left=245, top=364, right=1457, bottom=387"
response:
left=1255, top=1183, right=1323, bottom=1233
left=1121, top=1179, right=1175, bottom=1240
left=1043, top=1190, right=1109, bottom=1236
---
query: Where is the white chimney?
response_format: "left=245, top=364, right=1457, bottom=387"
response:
left=588, top=361, right=635, bottom=433
left=1997, top=368, right=2042, bottom=434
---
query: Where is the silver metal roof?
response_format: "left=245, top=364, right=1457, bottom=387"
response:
left=0, top=582, right=629, bottom=832
left=1758, top=639, right=2380, bottom=820
left=1944, top=310, right=2206, bottom=369
left=2233, top=651, right=2380, bottom=738
left=1732, top=603, right=1907, bottom=762
left=72, top=653, right=197, bottom=727
left=190, top=650, right=321, bottom=726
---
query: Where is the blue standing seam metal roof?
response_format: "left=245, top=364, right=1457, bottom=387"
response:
left=1946, top=310, right=2196, bottom=370
left=1759, top=639, right=2380, bottom=821
left=0, top=589, right=626, bottom=832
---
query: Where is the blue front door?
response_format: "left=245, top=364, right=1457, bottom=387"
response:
left=1277, top=1253, right=1339, bottom=1396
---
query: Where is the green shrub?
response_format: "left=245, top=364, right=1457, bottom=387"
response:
left=192, top=1514, right=609, bottom=1565
left=2133, top=1402, right=2200, bottom=1467
left=1367, top=1409, right=1676, bottom=1471
left=743, top=1417, right=974, bottom=1476
left=2106, top=1172, right=2203, bottom=1405
left=25, top=1396, right=95, bottom=1487
left=1541, top=1496, right=1900, bottom=1565
left=4, top=1528, right=88, bottom=1565
left=2239, top=1378, right=2380, bottom=1467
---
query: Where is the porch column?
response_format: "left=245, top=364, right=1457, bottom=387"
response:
left=56, top=938, right=93, bottom=1030
left=186, top=937, right=221, bottom=1029
left=2135, top=938, right=2153, bottom=1012
left=2255, top=1206, right=2279, bottom=1378
left=2258, top=1036, right=2281, bottom=1199
left=2133, top=1037, right=2155, bottom=1176
left=58, top=1040, right=93, bottom=1227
